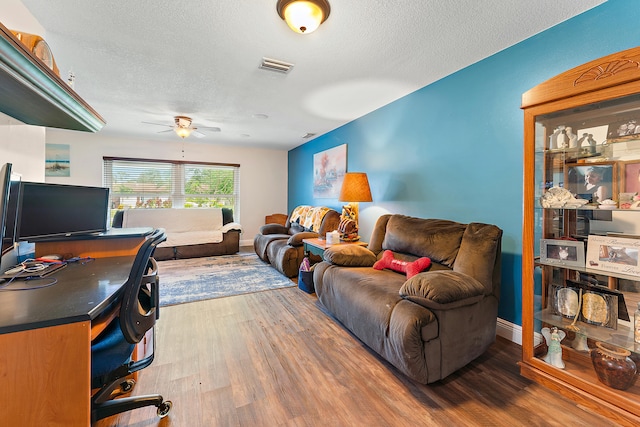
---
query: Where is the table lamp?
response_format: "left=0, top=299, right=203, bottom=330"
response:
left=338, top=172, right=372, bottom=241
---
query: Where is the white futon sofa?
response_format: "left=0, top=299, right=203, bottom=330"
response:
left=112, top=208, right=242, bottom=260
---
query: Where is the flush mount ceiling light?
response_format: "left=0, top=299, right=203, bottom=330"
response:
left=276, top=0, right=331, bottom=34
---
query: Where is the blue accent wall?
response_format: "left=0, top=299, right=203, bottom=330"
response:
left=288, top=0, right=640, bottom=326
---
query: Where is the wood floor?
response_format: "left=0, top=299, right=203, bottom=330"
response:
left=95, top=286, right=619, bottom=427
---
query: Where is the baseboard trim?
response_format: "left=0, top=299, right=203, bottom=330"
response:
left=240, top=240, right=253, bottom=247
left=496, top=318, right=522, bottom=345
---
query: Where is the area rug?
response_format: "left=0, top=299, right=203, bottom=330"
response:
left=157, top=252, right=295, bottom=306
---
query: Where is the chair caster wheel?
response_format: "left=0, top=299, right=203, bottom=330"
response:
left=157, top=400, right=172, bottom=418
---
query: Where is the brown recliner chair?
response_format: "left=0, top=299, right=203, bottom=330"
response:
left=254, top=206, right=341, bottom=277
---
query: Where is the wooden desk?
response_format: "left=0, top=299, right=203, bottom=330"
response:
left=0, top=229, right=150, bottom=426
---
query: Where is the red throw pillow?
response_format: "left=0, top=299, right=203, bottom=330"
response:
left=372, top=250, right=431, bottom=278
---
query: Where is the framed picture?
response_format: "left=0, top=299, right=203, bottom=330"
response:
left=540, top=239, right=585, bottom=268
left=549, top=282, right=619, bottom=329
left=566, top=279, right=629, bottom=322
left=313, top=144, right=347, bottom=198
left=564, top=162, right=617, bottom=204
left=586, top=235, right=640, bottom=276
left=549, top=283, right=580, bottom=318
left=45, top=143, right=70, bottom=177
left=581, top=289, right=618, bottom=328
left=621, top=160, right=640, bottom=195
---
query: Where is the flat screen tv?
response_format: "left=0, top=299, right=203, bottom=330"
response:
left=16, top=182, right=109, bottom=241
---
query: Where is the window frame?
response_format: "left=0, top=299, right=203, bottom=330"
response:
left=103, top=157, right=240, bottom=216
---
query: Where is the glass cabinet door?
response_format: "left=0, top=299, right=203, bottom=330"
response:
left=531, top=91, right=640, bottom=406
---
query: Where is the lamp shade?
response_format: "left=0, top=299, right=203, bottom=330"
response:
left=276, top=0, right=331, bottom=34
left=339, top=172, right=372, bottom=202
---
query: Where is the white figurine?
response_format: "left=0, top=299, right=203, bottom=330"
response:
left=572, top=332, right=590, bottom=352
left=549, top=127, right=562, bottom=150
left=566, top=126, right=577, bottom=148
left=542, top=326, right=566, bottom=369
left=556, top=127, right=568, bottom=149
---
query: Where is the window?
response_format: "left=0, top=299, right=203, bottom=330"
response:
left=103, top=157, right=240, bottom=215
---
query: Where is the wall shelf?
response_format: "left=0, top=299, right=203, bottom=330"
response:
left=0, top=22, right=105, bottom=132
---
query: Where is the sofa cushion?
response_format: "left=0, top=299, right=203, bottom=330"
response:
left=122, top=208, right=223, bottom=233
left=373, top=250, right=431, bottom=278
left=158, top=230, right=223, bottom=248
left=381, top=216, right=465, bottom=267
left=316, top=266, right=408, bottom=347
left=323, top=245, right=377, bottom=267
left=453, top=222, right=502, bottom=295
left=399, top=270, right=485, bottom=309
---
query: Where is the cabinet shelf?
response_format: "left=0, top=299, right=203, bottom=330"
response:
left=0, top=22, right=104, bottom=132
left=536, top=259, right=640, bottom=283
left=527, top=351, right=640, bottom=417
left=535, top=308, right=637, bottom=353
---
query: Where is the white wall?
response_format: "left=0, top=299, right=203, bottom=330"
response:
left=1, top=2, right=47, bottom=181
left=2, top=0, right=45, bottom=35
left=0, top=113, right=45, bottom=181
left=44, top=129, right=288, bottom=245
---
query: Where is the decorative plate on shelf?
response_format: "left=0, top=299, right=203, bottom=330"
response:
left=10, top=30, right=59, bottom=76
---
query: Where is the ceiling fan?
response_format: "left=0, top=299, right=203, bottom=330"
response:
left=142, top=116, right=221, bottom=139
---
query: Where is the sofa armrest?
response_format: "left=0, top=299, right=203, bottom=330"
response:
left=259, top=223, right=289, bottom=235
left=399, top=270, right=485, bottom=310
left=322, top=245, right=377, bottom=267
left=287, top=231, right=318, bottom=246
left=221, top=222, right=243, bottom=233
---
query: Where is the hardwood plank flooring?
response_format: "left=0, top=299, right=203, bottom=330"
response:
left=95, top=286, right=619, bottom=427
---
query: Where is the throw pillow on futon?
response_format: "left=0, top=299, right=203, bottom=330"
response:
left=372, top=250, right=431, bottom=278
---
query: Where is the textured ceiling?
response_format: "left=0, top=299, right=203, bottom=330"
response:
left=17, top=0, right=605, bottom=150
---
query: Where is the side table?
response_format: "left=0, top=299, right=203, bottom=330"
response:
left=302, top=237, right=368, bottom=258
left=299, top=238, right=368, bottom=294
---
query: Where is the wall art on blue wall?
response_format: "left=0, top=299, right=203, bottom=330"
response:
left=313, top=144, right=346, bottom=198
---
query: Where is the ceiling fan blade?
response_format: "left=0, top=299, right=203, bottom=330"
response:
left=157, top=129, right=174, bottom=134
left=199, top=126, right=221, bottom=132
left=193, top=130, right=206, bottom=138
left=142, top=121, right=173, bottom=128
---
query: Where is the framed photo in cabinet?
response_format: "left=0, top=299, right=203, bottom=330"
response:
left=540, top=239, right=585, bottom=268
left=621, top=160, right=640, bottom=195
left=586, top=235, right=640, bottom=276
left=549, top=283, right=619, bottom=329
left=564, top=162, right=616, bottom=204
left=549, top=283, right=580, bottom=318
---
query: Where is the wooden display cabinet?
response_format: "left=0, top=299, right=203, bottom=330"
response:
left=521, top=47, right=640, bottom=425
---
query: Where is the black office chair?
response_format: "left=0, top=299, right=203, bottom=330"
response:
left=91, top=228, right=172, bottom=423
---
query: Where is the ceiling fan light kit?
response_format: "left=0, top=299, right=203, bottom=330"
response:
left=174, top=115, right=194, bottom=139
left=276, top=0, right=330, bottom=34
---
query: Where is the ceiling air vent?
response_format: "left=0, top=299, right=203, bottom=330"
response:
left=259, top=57, right=294, bottom=74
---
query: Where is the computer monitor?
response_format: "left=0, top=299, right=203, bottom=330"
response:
left=2, top=175, right=21, bottom=254
left=16, top=182, right=110, bottom=241
left=0, top=163, right=12, bottom=253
